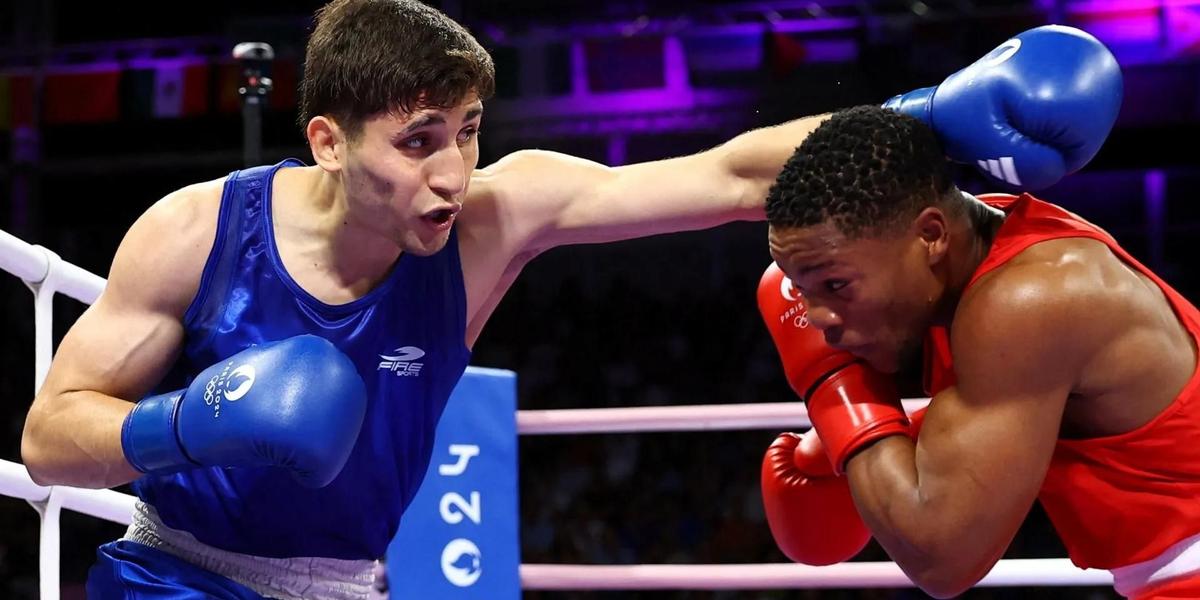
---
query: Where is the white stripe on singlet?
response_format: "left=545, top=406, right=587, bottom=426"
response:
left=1111, top=531, right=1200, bottom=598
left=122, top=501, right=378, bottom=600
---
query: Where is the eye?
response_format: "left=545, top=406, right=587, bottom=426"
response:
left=825, top=279, right=849, bottom=293
left=400, top=135, right=429, bottom=150
left=457, top=127, right=479, bottom=144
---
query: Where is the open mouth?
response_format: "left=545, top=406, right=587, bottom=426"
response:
left=426, top=209, right=455, bottom=225
left=422, top=204, right=461, bottom=228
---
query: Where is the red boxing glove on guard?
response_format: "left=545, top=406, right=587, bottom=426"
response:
left=761, top=429, right=872, bottom=564
left=757, top=262, right=909, bottom=473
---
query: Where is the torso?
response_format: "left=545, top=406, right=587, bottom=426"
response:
left=926, top=193, right=1200, bottom=571
left=137, top=161, right=471, bottom=559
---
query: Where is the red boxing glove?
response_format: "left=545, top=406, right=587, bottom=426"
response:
left=757, top=262, right=908, bottom=473
left=761, top=407, right=929, bottom=565
left=761, top=429, right=871, bottom=565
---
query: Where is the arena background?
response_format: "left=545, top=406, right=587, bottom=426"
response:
left=0, top=0, right=1197, bottom=598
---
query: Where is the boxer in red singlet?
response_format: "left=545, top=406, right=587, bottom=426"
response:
left=757, top=106, right=1200, bottom=599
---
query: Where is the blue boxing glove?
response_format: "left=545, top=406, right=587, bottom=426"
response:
left=121, top=335, right=368, bottom=488
left=883, top=25, right=1122, bottom=190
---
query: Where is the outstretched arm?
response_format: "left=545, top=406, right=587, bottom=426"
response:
left=477, top=114, right=828, bottom=253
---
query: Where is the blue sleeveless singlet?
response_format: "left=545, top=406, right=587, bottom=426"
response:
left=132, top=159, right=472, bottom=559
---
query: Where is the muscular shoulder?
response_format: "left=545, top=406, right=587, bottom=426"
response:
left=474, top=149, right=604, bottom=189
left=105, top=177, right=226, bottom=318
left=952, top=238, right=1124, bottom=384
left=145, top=177, right=224, bottom=240
left=466, top=150, right=605, bottom=211
left=461, top=150, right=604, bottom=249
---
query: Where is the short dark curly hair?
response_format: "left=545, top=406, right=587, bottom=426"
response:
left=766, top=105, right=955, bottom=236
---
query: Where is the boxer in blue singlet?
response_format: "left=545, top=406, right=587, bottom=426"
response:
left=21, top=0, right=830, bottom=597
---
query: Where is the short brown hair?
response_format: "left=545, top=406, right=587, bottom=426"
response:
left=298, top=0, right=496, bottom=140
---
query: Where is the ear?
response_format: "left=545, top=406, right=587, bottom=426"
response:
left=306, top=116, right=344, bottom=173
left=913, top=206, right=950, bottom=266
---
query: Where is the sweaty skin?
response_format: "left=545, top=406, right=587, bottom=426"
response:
left=768, top=194, right=1196, bottom=597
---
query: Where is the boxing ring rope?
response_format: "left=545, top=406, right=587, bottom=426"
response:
left=516, top=399, right=932, bottom=434
left=0, top=228, right=1114, bottom=598
left=520, top=559, right=1113, bottom=590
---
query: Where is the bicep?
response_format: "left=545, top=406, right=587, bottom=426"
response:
left=40, top=293, right=185, bottom=404
left=914, top=380, right=1064, bottom=550
left=34, top=192, right=213, bottom=409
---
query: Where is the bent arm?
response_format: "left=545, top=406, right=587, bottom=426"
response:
left=844, top=270, right=1096, bottom=597
left=21, top=185, right=217, bottom=489
left=482, top=114, right=829, bottom=253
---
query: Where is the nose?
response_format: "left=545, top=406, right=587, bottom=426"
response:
left=428, top=146, right=467, bottom=198
left=806, top=305, right=842, bottom=331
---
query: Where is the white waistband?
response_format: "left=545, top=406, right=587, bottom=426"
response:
left=1111, top=531, right=1200, bottom=598
left=122, top=500, right=378, bottom=600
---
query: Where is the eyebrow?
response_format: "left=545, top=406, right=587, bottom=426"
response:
left=401, top=106, right=484, bottom=134
left=797, top=261, right=834, bottom=277
left=402, top=114, right=442, bottom=134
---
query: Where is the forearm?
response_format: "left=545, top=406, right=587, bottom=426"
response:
left=717, top=114, right=831, bottom=215
left=846, top=437, right=999, bottom=598
left=22, top=391, right=141, bottom=489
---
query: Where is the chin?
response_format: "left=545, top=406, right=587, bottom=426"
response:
left=404, top=232, right=452, bottom=257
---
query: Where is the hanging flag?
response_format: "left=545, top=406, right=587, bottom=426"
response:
left=9, top=72, right=34, bottom=128
left=44, top=63, right=121, bottom=124
left=180, top=61, right=209, bottom=116
left=152, top=62, right=185, bottom=118
left=155, top=60, right=209, bottom=117
left=124, top=59, right=210, bottom=120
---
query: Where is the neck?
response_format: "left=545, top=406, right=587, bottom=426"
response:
left=275, top=167, right=402, bottom=291
left=932, top=192, right=1004, bottom=325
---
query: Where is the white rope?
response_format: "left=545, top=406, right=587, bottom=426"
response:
left=520, top=560, right=1113, bottom=590
left=517, top=399, right=931, bottom=434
